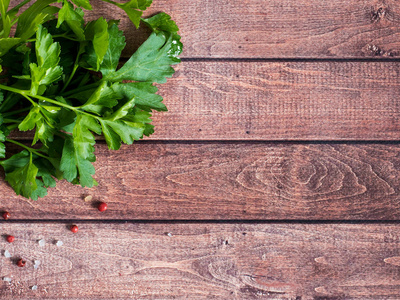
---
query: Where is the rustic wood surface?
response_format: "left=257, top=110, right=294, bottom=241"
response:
left=151, top=61, right=400, bottom=140
left=12, top=0, right=400, bottom=58
left=93, top=0, right=400, bottom=58
left=0, top=223, right=400, bottom=299
left=3, top=0, right=400, bottom=298
left=1, top=143, right=400, bottom=220
left=9, top=61, right=400, bottom=141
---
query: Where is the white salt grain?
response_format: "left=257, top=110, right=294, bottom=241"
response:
left=4, top=250, right=11, bottom=258
left=31, top=285, right=38, bottom=291
left=34, top=260, right=41, bottom=269
left=2, top=277, right=11, bottom=282
left=38, top=239, right=45, bottom=247
left=56, top=240, right=63, bottom=247
left=167, top=232, right=173, bottom=237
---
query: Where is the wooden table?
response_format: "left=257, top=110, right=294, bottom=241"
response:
left=2, top=0, right=400, bottom=298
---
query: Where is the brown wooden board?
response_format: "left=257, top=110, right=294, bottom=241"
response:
left=9, top=0, right=400, bottom=58
left=0, top=223, right=399, bottom=299
left=149, top=61, right=400, bottom=140
left=94, top=0, right=400, bottom=58
left=8, top=61, right=400, bottom=141
left=1, top=143, right=400, bottom=220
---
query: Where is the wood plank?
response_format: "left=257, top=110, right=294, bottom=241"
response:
left=11, top=0, right=400, bottom=58
left=1, top=143, right=400, bottom=220
left=98, top=0, right=400, bottom=58
left=9, top=61, right=400, bottom=141
left=0, top=223, right=399, bottom=299
left=139, top=61, right=400, bottom=140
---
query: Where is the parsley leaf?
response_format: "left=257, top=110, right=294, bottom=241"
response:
left=99, top=117, right=145, bottom=150
left=70, top=0, right=92, bottom=10
left=84, top=18, right=109, bottom=70
left=105, top=31, right=180, bottom=83
left=84, top=23, right=126, bottom=76
left=79, top=81, right=119, bottom=115
left=72, top=113, right=101, bottom=159
left=5, top=153, right=41, bottom=198
left=59, top=136, right=97, bottom=187
left=113, top=82, right=167, bottom=112
left=143, top=12, right=183, bottom=60
left=2, top=151, right=50, bottom=200
left=15, top=0, right=59, bottom=41
left=103, top=0, right=153, bottom=28
left=18, top=103, right=59, bottom=146
left=30, top=25, right=63, bottom=95
left=57, top=0, right=86, bottom=41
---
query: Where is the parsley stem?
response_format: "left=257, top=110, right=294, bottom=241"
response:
left=0, top=93, right=18, bottom=113
left=7, top=124, right=19, bottom=131
left=100, top=0, right=118, bottom=5
left=60, top=43, right=85, bottom=93
left=3, top=118, right=21, bottom=124
left=1, top=17, right=8, bottom=39
left=28, top=93, right=99, bottom=120
left=60, top=64, right=79, bottom=94
left=9, top=0, right=32, bottom=19
left=5, top=139, right=50, bottom=160
left=21, top=94, right=37, bottom=106
left=2, top=106, right=31, bottom=117
left=27, top=34, right=79, bottom=43
left=61, top=82, right=101, bottom=97
left=29, top=94, right=76, bottom=111
left=0, top=85, right=28, bottom=112
left=0, top=83, right=101, bottom=121
left=0, top=83, right=75, bottom=111
left=0, top=84, right=23, bottom=95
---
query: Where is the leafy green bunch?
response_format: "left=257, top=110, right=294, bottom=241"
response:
left=0, top=0, right=182, bottom=199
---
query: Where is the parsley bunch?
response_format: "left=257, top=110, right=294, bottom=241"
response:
left=0, top=0, right=182, bottom=200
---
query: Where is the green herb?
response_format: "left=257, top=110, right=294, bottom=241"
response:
left=0, top=0, right=182, bottom=200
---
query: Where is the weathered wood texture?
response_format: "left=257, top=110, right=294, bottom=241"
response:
left=11, top=0, right=400, bottom=58
left=149, top=61, right=400, bottom=140
left=9, top=61, right=400, bottom=141
left=91, top=0, right=400, bottom=58
left=1, top=143, right=400, bottom=220
left=6, top=1, right=400, bottom=297
left=0, top=223, right=400, bottom=299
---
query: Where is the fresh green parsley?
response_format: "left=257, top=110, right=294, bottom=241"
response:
left=0, top=0, right=182, bottom=199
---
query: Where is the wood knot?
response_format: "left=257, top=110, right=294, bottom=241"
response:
left=371, top=7, right=386, bottom=22
left=366, top=44, right=384, bottom=56
left=362, top=44, right=398, bottom=57
left=369, top=4, right=400, bottom=24
left=384, top=256, right=400, bottom=266
left=314, top=286, right=328, bottom=294
left=314, top=256, right=329, bottom=264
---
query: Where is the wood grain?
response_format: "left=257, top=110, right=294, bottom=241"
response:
left=6, top=0, right=400, bottom=298
left=0, top=223, right=400, bottom=299
left=135, top=61, right=400, bottom=140
left=10, top=0, right=400, bottom=58
left=93, top=0, right=400, bottom=58
left=8, top=61, right=400, bottom=141
left=1, top=143, right=400, bottom=220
